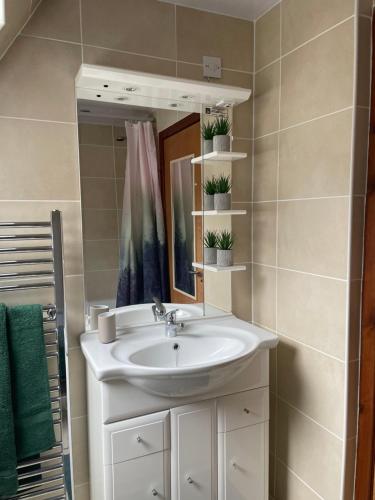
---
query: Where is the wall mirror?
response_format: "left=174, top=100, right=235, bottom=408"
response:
left=76, top=65, right=251, bottom=327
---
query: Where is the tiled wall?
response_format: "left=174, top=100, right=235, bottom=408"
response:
left=253, top=1, right=372, bottom=499
left=0, top=1, right=253, bottom=498
left=79, top=122, right=125, bottom=308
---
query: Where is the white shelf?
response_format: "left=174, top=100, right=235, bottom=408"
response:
left=192, top=262, right=246, bottom=273
left=191, top=151, right=247, bottom=164
left=192, top=209, right=247, bottom=216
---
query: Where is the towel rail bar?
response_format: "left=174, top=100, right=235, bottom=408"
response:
left=0, top=222, right=50, bottom=228
left=0, top=210, right=72, bottom=499
left=0, top=246, right=53, bottom=253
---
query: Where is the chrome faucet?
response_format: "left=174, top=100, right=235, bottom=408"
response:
left=163, top=309, right=184, bottom=338
left=152, top=296, right=166, bottom=322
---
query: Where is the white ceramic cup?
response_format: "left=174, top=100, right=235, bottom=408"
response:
left=90, top=305, right=109, bottom=330
left=98, top=312, right=116, bottom=344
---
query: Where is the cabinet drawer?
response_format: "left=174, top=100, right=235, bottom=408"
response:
left=104, top=411, right=169, bottom=465
left=112, top=451, right=168, bottom=500
left=217, top=388, right=269, bottom=432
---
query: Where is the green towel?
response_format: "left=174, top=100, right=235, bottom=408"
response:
left=7, top=304, right=55, bottom=461
left=0, top=304, right=18, bottom=496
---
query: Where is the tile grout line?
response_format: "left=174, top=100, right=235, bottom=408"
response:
left=252, top=261, right=348, bottom=282
left=0, top=115, right=77, bottom=125
left=275, top=457, right=326, bottom=500
left=253, top=106, right=354, bottom=141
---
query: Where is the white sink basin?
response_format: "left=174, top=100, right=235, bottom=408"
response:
left=111, top=302, right=228, bottom=328
left=81, top=315, right=278, bottom=398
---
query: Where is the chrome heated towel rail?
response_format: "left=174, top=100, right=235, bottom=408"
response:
left=0, top=210, right=72, bottom=499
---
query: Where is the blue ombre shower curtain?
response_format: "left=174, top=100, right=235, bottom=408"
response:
left=116, top=121, right=169, bottom=306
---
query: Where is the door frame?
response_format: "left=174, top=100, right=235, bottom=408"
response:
left=355, top=9, right=375, bottom=500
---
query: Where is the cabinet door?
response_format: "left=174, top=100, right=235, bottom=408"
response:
left=171, top=401, right=216, bottom=500
left=112, top=451, right=169, bottom=500
left=218, top=423, right=268, bottom=500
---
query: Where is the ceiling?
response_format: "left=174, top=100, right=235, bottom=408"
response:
left=158, top=0, right=279, bottom=21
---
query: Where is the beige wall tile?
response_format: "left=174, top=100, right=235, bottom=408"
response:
left=74, top=483, right=90, bottom=500
left=357, top=16, right=372, bottom=107
left=231, top=267, right=252, bottom=321
left=116, top=179, right=124, bottom=210
left=281, top=0, right=354, bottom=54
left=230, top=140, right=252, bottom=202
left=71, top=416, right=89, bottom=486
left=177, top=62, right=252, bottom=88
left=253, top=202, right=277, bottom=265
left=278, top=198, right=349, bottom=278
left=81, top=0, right=176, bottom=59
left=79, top=123, right=113, bottom=146
left=0, top=118, right=80, bottom=200
left=81, top=178, right=117, bottom=209
left=0, top=0, right=31, bottom=58
left=270, top=347, right=277, bottom=394
left=0, top=36, right=81, bottom=122
left=353, top=107, right=370, bottom=195
left=275, top=460, right=321, bottom=500
left=255, top=3, right=280, bottom=71
left=350, top=196, right=365, bottom=280
left=85, top=269, right=119, bottom=304
left=0, top=201, right=83, bottom=276
left=176, top=6, right=253, bottom=72
left=233, top=98, right=253, bottom=140
left=80, top=145, right=115, bottom=178
left=83, top=239, right=119, bottom=272
left=276, top=400, right=342, bottom=499
left=277, top=269, right=347, bottom=359
left=279, top=109, right=353, bottom=199
left=23, top=0, right=81, bottom=43
left=277, top=337, right=345, bottom=436
left=68, top=348, right=87, bottom=418
left=82, top=209, right=119, bottom=240
left=232, top=203, right=252, bottom=263
left=254, top=61, right=280, bottom=138
left=253, top=133, right=278, bottom=202
left=65, top=275, right=86, bottom=348
left=280, top=19, right=354, bottom=129
left=83, top=45, right=176, bottom=77
left=253, top=264, right=276, bottom=331
left=114, top=147, right=126, bottom=178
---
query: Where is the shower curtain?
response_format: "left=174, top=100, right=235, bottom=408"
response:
left=116, top=121, right=169, bottom=306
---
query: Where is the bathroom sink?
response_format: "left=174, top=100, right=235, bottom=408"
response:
left=111, top=302, right=228, bottom=328
left=81, top=315, right=278, bottom=397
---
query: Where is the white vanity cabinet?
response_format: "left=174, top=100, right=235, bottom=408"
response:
left=86, top=351, right=271, bottom=500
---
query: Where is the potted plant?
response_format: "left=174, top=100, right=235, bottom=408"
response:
left=213, top=116, right=232, bottom=152
left=202, top=121, right=215, bottom=155
left=203, top=177, right=217, bottom=210
left=217, top=230, right=234, bottom=266
left=204, top=230, right=218, bottom=265
left=214, top=174, right=232, bottom=210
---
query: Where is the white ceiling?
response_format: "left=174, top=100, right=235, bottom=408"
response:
left=159, top=0, right=279, bottom=21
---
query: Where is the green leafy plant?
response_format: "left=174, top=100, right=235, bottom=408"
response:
left=214, top=116, right=231, bottom=136
left=216, top=174, right=232, bottom=194
left=203, top=177, right=217, bottom=195
left=204, top=230, right=218, bottom=248
left=217, top=230, right=234, bottom=250
left=202, top=121, right=216, bottom=140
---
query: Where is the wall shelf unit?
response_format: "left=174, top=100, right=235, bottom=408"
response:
left=192, top=209, right=247, bottom=216
left=192, top=262, right=246, bottom=273
left=191, top=151, right=247, bottom=164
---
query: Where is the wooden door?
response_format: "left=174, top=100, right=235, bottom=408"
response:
left=159, top=114, right=203, bottom=304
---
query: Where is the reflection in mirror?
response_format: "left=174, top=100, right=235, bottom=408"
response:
left=77, top=99, right=207, bottom=324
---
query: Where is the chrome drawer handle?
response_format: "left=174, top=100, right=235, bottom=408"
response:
left=136, top=435, right=142, bottom=443
left=187, top=476, right=194, bottom=484
left=151, top=488, right=158, bottom=496
left=243, top=408, right=250, bottom=414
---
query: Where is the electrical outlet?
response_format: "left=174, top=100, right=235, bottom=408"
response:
left=203, top=56, right=222, bottom=79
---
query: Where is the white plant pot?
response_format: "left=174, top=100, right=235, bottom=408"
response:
left=217, top=249, right=233, bottom=267
left=204, top=247, right=217, bottom=265
left=214, top=193, right=231, bottom=210
left=213, top=134, right=231, bottom=152
left=204, top=194, right=214, bottom=211
left=203, top=139, right=213, bottom=155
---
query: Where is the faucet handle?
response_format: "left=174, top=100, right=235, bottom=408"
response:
left=164, top=309, right=179, bottom=323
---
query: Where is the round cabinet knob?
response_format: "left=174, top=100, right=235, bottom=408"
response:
left=151, top=488, right=158, bottom=496
left=243, top=408, right=250, bottom=414
left=231, top=460, right=237, bottom=469
left=136, top=435, right=142, bottom=443
left=186, top=476, right=194, bottom=484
